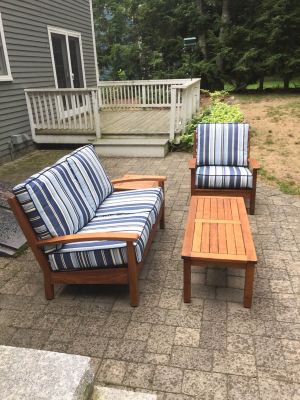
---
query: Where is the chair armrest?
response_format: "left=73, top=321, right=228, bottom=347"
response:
left=36, top=232, right=139, bottom=247
left=248, top=158, right=260, bottom=171
left=188, top=158, right=196, bottom=170
left=111, top=175, right=166, bottom=185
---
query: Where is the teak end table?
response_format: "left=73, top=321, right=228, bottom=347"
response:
left=182, top=196, right=257, bottom=308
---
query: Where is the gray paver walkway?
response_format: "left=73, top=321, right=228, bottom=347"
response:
left=0, top=152, right=300, bottom=399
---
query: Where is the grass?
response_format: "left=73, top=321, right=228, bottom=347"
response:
left=259, top=168, right=300, bottom=195
left=225, top=77, right=300, bottom=92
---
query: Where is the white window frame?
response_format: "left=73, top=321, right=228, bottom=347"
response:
left=0, top=12, right=13, bottom=81
left=47, top=26, right=86, bottom=88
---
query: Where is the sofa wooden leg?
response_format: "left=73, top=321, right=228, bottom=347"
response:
left=127, top=242, right=139, bottom=307
left=44, top=277, right=54, bottom=300
left=160, top=206, right=165, bottom=229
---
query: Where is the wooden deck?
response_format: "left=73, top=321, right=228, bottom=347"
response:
left=100, top=109, right=171, bottom=135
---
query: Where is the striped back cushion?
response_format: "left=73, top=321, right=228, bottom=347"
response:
left=13, top=161, right=95, bottom=248
left=66, top=145, right=114, bottom=211
left=196, top=123, right=249, bottom=167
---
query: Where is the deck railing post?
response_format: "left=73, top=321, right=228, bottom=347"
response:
left=169, top=86, right=177, bottom=141
left=92, top=89, right=101, bottom=139
left=25, top=91, right=36, bottom=142
left=142, top=84, right=146, bottom=107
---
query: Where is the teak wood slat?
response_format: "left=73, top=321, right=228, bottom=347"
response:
left=182, top=196, right=257, bottom=308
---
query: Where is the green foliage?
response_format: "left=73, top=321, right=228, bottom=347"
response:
left=209, top=90, right=230, bottom=103
left=117, top=69, right=127, bottom=80
left=93, top=0, right=300, bottom=89
left=179, top=93, right=244, bottom=150
left=201, top=102, right=244, bottom=123
left=259, top=168, right=300, bottom=195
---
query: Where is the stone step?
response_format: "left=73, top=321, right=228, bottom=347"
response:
left=0, top=346, right=94, bottom=400
left=93, top=386, right=157, bottom=400
left=93, top=137, right=169, bottom=158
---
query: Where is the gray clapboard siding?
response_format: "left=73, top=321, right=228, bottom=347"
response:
left=0, top=0, right=97, bottom=163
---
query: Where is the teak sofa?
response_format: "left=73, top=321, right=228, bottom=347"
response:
left=8, top=145, right=166, bottom=306
left=189, top=123, right=260, bottom=214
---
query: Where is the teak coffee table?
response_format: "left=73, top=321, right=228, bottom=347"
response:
left=182, top=196, right=257, bottom=308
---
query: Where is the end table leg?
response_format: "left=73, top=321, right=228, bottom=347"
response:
left=184, top=259, right=191, bottom=303
left=244, top=263, right=255, bottom=308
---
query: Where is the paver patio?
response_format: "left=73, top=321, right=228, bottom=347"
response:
left=0, top=152, right=300, bottom=399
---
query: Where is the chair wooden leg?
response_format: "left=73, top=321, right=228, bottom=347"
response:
left=250, top=190, right=256, bottom=215
left=127, top=242, right=139, bottom=307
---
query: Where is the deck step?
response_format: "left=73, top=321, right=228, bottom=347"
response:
left=0, top=346, right=94, bottom=400
left=102, top=132, right=169, bottom=137
left=93, top=137, right=169, bottom=157
left=93, top=386, right=157, bottom=400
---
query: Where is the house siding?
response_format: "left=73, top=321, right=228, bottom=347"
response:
left=0, top=0, right=97, bottom=163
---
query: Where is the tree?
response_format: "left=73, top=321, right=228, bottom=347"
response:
left=93, top=0, right=300, bottom=90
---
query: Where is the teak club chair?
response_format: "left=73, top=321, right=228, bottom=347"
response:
left=189, top=123, right=260, bottom=214
left=8, top=145, right=166, bottom=306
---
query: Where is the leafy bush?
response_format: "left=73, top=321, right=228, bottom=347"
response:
left=179, top=92, right=244, bottom=151
left=201, top=102, right=244, bottom=123
left=209, top=90, right=230, bottom=103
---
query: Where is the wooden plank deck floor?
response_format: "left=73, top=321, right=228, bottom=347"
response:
left=100, top=109, right=171, bottom=135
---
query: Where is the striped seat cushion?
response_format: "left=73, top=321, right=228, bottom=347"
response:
left=196, top=166, right=253, bottom=189
left=47, top=187, right=164, bottom=271
left=48, top=213, right=151, bottom=271
left=96, top=188, right=163, bottom=219
left=13, top=161, right=95, bottom=251
left=196, top=123, right=249, bottom=167
left=65, top=145, right=114, bottom=211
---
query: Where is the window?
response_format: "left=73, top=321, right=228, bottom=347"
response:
left=48, top=27, right=86, bottom=88
left=0, top=12, right=12, bottom=81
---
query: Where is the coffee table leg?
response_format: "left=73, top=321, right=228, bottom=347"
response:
left=183, top=259, right=191, bottom=303
left=244, top=263, right=255, bottom=308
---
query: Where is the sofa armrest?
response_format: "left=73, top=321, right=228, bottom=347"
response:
left=248, top=158, right=260, bottom=171
left=36, top=232, right=140, bottom=247
left=111, top=175, right=166, bottom=185
left=188, top=158, right=196, bottom=170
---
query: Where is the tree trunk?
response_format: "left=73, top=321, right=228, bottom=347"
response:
left=283, top=77, right=289, bottom=89
left=196, top=0, right=208, bottom=61
left=216, top=0, right=230, bottom=72
left=258, top=77, right=264, bottom=91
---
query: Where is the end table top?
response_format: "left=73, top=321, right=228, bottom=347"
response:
left=182, top=196, right=257, bottom=264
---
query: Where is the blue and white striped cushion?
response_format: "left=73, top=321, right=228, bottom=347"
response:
left=47, top=187, right=164, bottom=270
left=13, top=161, right=95, bottom=251
left=48, top=213, right=152, bottom=270
left=196, top=123, right=249, bottom=167
left=65, top=145, right=114, bottom=210
left=96, top=188, right=163, bottom=219
left=196, top=166, right=253, bottom=189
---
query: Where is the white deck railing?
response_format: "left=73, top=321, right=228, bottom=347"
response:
left=25, top=88, right=100, bottom=140
left=25, top=78, right=200, bottom=142
left=98, top=78, right=200, bottom=140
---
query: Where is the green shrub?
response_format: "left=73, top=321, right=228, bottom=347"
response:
left=179, top=92, right=244, bottom=150
left=201, top=102, right=244, bottom=123
left=209, top=90, right=230, bottom=103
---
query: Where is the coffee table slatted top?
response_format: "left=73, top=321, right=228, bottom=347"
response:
left=182, top=196, right=257, bottom=264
